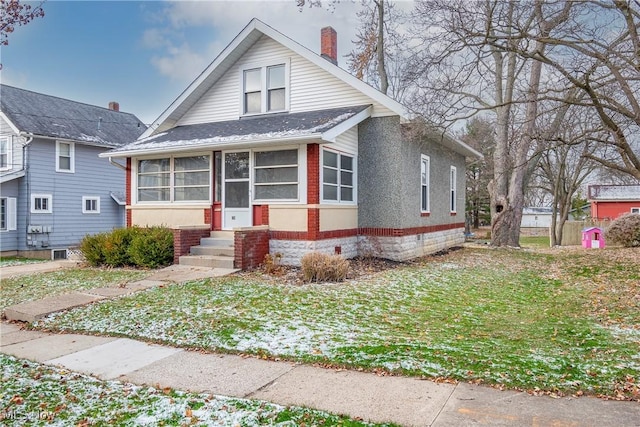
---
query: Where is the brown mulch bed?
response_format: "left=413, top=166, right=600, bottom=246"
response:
left=234, top=247, right=463, bottom=286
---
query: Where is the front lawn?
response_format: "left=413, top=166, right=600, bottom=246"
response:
left=34, top=248, right=640, bottom=399
left=0, top=354, right=389, bottom=426
left=1, top=269, right=149, bottom=312
left=0, top=257, right=47, bottom=268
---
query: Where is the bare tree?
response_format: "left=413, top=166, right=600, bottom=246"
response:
left=461, top=117, right=495, bottom=229
left=298, top=0, right=408, bottom=99
left=408, top=0, right=572, bottom=247
left=494, top=0, right=640, bottom=179
left=0, top=0, right=44, bottom=46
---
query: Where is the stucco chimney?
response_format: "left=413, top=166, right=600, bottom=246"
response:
left=108, top=101, right=120, bottom=112
left=321, top=26, right=337, bottom=65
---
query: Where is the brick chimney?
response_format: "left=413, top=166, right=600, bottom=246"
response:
left=321, top=26, right=337, bottom=65
left=108, top=101, right=120, bottom=112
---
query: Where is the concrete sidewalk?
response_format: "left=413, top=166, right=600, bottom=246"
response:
left=1, top=322, right=639, bottom=426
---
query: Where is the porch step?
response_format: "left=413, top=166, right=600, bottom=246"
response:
left=178, top=255, right=235, bottom=269
left=210, top=230, right=234, bottom=239
left=189, top=245, right=235, bottom=257
left=199, top=237, right=234, bottom=247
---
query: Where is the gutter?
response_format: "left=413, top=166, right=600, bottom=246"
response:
left=108, top=157, right=126, bottom=170
left=99, top=133, right=322, bottom=159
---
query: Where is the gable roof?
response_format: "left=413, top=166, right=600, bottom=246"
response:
left=588, top=184, right=640, bottom=201
left=0, top=84, right=146, bottom=147
left=140, top=18, right=408, bottom=140
left=104, top=105, right=372, bottom=158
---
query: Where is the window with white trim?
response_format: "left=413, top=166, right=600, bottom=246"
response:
left=31, top=194, right=52, bottom=213
left=137, top=155, right=210, bottom=203
left=421, top=155, right=430, bottom=213
left=0, top=137, right=11, bottom=171
left=253, top=149, right=299, bottom=200
left=450, top=166, right=457, bottom=212
left=632, top=207, right=640, bottom=214
left=56, top=141, right=75, bottom=173
left=82, top=196, right=100, bottom=214
left=322, top=149, right=355, bottom=203
left=242, top=62, right=288, bottom=115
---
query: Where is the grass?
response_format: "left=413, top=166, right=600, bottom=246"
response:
left=0, top=257, right=47, bottom=268
left=1, top=268, right=149, bottom=312
left=519, top=235, right=550, bottom=248
left=0, top=354, right=392, bottom=426
left=33, top=247, right=640, bottom=399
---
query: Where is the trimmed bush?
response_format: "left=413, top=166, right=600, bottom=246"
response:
left=103, top=227, right=140, bottom=267
left=79, top=226, right=174, bottom=268
left=79, top=232, right=108, bottom=267
left=128, top=226, right=174, bottom=268
left=301, top=252, right=350, bottom=283
left=606, top=213, right=640, bottom=247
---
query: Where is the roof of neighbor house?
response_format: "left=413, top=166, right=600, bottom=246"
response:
left=588, top=185, right=640, bottom=201
left=104, top=18, right=481, bottom=159
left=0, top=84, right=146, bottom=147
left=522, top=207, right=555, bottom=215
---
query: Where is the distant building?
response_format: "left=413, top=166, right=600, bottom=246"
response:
left=521, top=207, right=557, bottom=228
left=588, top=184, right=640, bottom=220
left=0, top=85, right=146, bottom=258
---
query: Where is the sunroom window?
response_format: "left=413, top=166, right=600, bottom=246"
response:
left=253, top=149, right=298, bottom=200
left=137, top=155, right=210, bottom=203
left=322, top=149, right=355, bottom=203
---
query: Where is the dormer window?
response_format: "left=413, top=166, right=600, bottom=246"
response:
left=241, top=60, right=289, bottom=115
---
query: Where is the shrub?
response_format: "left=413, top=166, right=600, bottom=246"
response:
left=103, top=227, right=140, bottom=267
left=79, top=232, right=108, bottom=266
left=262, top=253, right=283, bottom=275
left=128, top=226, right=174, bottom=268
left=300, top=252, right=350, bottom=283
left=606, top=213, right=640, bottom=247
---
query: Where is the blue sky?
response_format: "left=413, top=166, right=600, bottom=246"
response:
left=0, top=0, right=371, bottom=124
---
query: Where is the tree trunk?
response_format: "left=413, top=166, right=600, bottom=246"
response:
left=376, top=0, right=389, bottom=95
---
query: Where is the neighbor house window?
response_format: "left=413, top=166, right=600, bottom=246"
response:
left=31, top=194, right=52, bottom=213
left=0, top=137, right=11, bottom=171
left=82, top=196, right=100, bottom=214
left=322, top=149, right=355, bottom=203
left=242, top=61, right=289, bottom=115
left=450, top=166, right=457, bottom=213
left=254, top=149, right=299, bottom=200
left=421, top=155, right=430, bottom=213
left=137, top=155, right=210, bottom=203
left=56, top=141, right=75, bottom=173
left=0, top=197, right=16, bottom=231
left=632, top=207, right=640, bottom=214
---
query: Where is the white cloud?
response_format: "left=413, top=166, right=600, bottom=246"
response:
left=150, top=43, right=210, bottom=81
left=142, top=0, right=369, bottom=83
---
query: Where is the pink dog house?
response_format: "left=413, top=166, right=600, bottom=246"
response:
left=582, top=227, right=605, bottom=249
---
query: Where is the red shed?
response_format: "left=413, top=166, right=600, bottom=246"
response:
left=589, top=185, right=640, bottom=220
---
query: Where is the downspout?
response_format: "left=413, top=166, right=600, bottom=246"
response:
left=19, top=134, right=34, bottom=251
left=108, top=157, right=126, bottom=170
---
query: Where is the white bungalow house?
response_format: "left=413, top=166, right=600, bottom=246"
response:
left=102, top=19, right=482, bottom=268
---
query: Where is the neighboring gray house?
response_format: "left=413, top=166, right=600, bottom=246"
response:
left=521, top=207, right=557, bottom=228
left=103, top=19, right=482, bottom=267
left=0, top=84, right=145, bottom=258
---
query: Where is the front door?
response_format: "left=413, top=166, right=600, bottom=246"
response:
left=223, top=151, right=252, bottom=229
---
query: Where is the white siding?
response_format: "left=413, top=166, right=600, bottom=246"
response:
left=0, top=116, right=23, bottom=174
left=177, top=36, right=393, bottom=126
left=329, top=126, right=358, bottom=154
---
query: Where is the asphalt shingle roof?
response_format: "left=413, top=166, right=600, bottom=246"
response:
left=0, top=84, right=146, bottom=147
left=588, top=185, right=640, bottom=201
left=110, top=105, right=371, bottom=154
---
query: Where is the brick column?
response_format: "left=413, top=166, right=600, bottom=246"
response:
left=234, top=226, right=270, bottom=270
left=307, top=144, right=320, bottom=240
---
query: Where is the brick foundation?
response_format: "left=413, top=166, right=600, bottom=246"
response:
left=234, top=226, right=270, bottom=270
left=171, top=227, right=211, bottom=264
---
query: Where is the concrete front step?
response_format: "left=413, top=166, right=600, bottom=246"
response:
left=200, top=237, right=234, bottom=248
left=190, top=246, right=235, bottom=257
left=179, top=255, right=235, bottom=269
left=210, top=230, right=234, bottom=239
